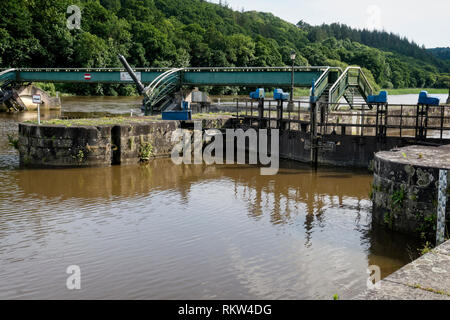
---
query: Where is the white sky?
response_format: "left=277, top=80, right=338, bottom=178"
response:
left=210, top=0, right=450, bottom=48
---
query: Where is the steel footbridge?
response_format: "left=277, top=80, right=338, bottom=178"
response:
left=0, top=65, right=374, bottom=112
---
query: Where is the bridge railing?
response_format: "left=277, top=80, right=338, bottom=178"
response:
left=143, top=67, right=184, bottom=112
left=328, top=67, right=373, bottom=108
left=310, top=67, right=342, bottom=102
left=0, top=69, right=17, bottom=84
left=2, top=66, right=329, bottom=73
left=329, top=68, right=349, bottom=106
left=356, top=68, right=373, bottom=99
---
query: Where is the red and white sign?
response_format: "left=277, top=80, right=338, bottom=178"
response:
left=84, top=73, right=91, bottom=80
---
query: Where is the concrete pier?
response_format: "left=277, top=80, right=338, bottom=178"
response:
left=355, top=239, right=450, bottom=300
left=371, top=144, right=450, bottom=237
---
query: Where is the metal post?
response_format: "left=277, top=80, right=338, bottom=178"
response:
left=118, top=54, right=149, bottom=115
left=310, top=100, right=317, bottom=167
left=277, top=99, right=283, bottom=130
left=447, top=86, right=450, bottom=104
left=290, top=59, right=294, bottom=103
left=436, top=169, right=448, bottom=246
left=37, top=103, right=40, bottom=125
left=258, top=98, right=264, bottom=128
left=288, top=50, right=296, bottom=112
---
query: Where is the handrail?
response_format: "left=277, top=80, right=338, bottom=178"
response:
left=144, top=67, right=184, bottom=96
left=144, top=68, right=184, bottom=112
left=0, top=68, right=17, bottom=83
left=310, top=67, right=330, bottom=99
left=329, top=67, right=349, bottom=105
left=357, top=69, right=374, bottom=98
left=8, top=66, right=329, bottom=73
left=328, top=66, right=373, bottom=107
left=310, top=66, right=343, bottom=101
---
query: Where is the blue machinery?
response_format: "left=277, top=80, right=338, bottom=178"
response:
left=161, top=101, right=192, bottom=121
left=416, top=91, right=441, bottom=140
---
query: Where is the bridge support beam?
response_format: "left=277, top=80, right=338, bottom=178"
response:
left=415, top=104, right=430, bottom=141
left=276, top=100, right=284, bottom=130
left=309, top=100, right=318, bottom=167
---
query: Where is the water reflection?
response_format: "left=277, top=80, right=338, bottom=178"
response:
left=0, top=158, right=421, bottom=299
left=0, top=101, right=422, bottom=300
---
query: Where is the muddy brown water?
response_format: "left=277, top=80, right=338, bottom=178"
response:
left=0, top=97, right=422, bottom=299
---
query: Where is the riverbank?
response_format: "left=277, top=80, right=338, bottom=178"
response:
left=387, top=88, right=448, bottom=95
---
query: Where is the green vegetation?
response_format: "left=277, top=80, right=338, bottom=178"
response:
left=428, top=47, right=450, bottom=60
left=332, top=294, right=339, bottom=300
left=72, top=149, right=85, bottom=162
left=25, top=112, right=232, bottom=126
left=410, top=283, right=450, bottom=297
left=383, top=186, right=406, bottom=229
left=0, top=0, right=448, bottom=96
left=415, top=211, right=437, bottom=239
left=191, top=112, right=233, bottom=119
left=388, top=88, right=449, bottom=95
left=7, top=134, right=19, bottom=150
left=26, top=116, right=160, bottom=126
left=419, top=241, right=433, bottom=256
left=139, top=141, right=154, bottom=162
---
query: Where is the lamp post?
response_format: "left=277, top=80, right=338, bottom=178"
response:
left=289, top=50, right=296, bottom=110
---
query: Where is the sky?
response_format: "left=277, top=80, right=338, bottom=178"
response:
left=210, top=0, right=450, bottom=48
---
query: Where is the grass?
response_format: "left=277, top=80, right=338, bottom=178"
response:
left=24, top=112, right=234, bottom=126
left=387, top=88, right=449, bottom=95
left=263, top=88, right=310, bottom=98
left=7, top=134, right=19, bottom=150
left=25, top=116, right=160, bottom=127
left=191, top=112, right=234, bottom=119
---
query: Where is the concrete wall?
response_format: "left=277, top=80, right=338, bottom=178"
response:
left=371, top=145, right=450, bottom=237
left=18, top=116, right=450, bottom=173
left=18, top=118, right=233, bottom=168
left=279, top=131, right=408, bottom=167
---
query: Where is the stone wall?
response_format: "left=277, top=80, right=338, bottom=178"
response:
left=371, top=145, right=450, bottom=237
left=19, top=124, right=112, bottom=167
left=18, top=118, right=233, bottom=168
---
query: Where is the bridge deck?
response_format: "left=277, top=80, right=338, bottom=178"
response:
left=1, top=67, right=325, bottom=87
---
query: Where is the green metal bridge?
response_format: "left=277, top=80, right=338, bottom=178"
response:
left=0, top=66, right=374, bottom=112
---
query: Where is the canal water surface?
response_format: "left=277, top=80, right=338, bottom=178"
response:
left=0, top=97, right=423, bottom=299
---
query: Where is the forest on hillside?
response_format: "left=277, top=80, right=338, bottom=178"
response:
left=0, top=0, right=448, bottom=96
left=428, top=47, right=450, bottom=61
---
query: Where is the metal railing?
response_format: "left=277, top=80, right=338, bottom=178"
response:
left=328, top=67, right=373, bottom=108
left=1, top=66, right=330, bottom=73
left=232, top=99, right=450, bottom=142
left=0, top=68, right=17, bottom=84
left=310, top=67, right=343, bottom=102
